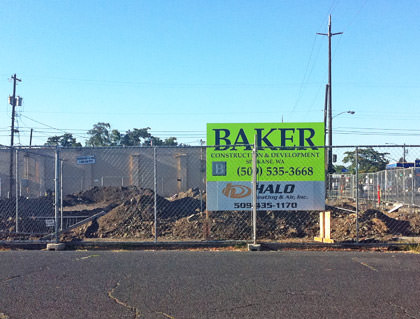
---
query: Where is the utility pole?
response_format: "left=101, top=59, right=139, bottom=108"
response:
left=323, top=84, right=329, bottom=146
left=9, top=74, right=22, bottom=198
left=317, top=15, right=342, bottom=173
left=29, top=128, right=33, bottom=147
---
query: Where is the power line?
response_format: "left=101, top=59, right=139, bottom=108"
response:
left=20, top=114, right=67, bottom=133
left=336, top=126, right=420, bottom=132
left=22, top=109, right=323, bottom=116
left=291, top=36, right=321, bottom=112
left=23, top=74, right=316, bottom=88
left=19, top=115, right=88, bottom=140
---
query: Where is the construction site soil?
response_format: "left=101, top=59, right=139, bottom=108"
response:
left=2, top=186, right=420, bottom=242
left=61, top=186, right=420, bottom=242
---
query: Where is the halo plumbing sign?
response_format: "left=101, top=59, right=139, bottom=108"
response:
left=206, top=123, right=325, bottom=211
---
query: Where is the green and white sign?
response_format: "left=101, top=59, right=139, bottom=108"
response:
left=206, top=123, right=325, bottom=211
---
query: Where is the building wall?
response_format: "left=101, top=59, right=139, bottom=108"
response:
left=0, top=146, right=206, bottom=198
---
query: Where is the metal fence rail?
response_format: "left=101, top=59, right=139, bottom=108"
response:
left=1, top=144, right=420, bottom=244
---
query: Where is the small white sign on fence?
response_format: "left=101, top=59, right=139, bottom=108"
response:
left=45, top=219, right=55, bottom=227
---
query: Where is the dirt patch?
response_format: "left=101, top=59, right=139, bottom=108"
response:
left=61, top=188, right=420, bottom=242
left=62, top=187, right=204, bottom=241
left=2, top=187, right=420, bottom=242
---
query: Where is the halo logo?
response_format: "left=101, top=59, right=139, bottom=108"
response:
left=222, top=183, right=251, bottom=198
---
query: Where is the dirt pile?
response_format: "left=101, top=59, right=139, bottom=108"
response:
left=59, top=187, right=420, bottom=242
left=62, top=187, right=204, bottom=240
left=329, top=203, right=420, bottom=242
left=63, top=186, right=141, bottom=206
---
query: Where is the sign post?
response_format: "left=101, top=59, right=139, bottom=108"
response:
left=252, top=135, right=257, bottom=246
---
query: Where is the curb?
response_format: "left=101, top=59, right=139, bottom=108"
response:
left=1, top=240, right=415, bottom=251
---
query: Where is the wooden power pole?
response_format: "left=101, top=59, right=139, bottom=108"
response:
left=317, top=15, right=342, bottom=173
left=9, top=74, right=22, bottom=198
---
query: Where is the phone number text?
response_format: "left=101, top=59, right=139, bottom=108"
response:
left=234, top=202, right=298, bottom=209
left=237, top=166, right=314, bottom=177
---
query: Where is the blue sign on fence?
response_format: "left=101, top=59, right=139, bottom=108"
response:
left=76, top=156, right=96, bottom=165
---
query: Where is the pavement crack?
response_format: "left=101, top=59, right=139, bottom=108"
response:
left=75, top=254, right=100, bottom=261
left=352, top=258, right=378, bottom=272
left=155, top=312, right=175, bottom=318
left=388, top=302, right=419, bottom=319
left=2, top=255, right=91, bottom=286
left=108, top=281, right=142, bottom=319
left=2, top=275, right=22, bottom=283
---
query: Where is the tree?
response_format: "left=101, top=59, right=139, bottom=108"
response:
left=110, top=129, right=121, bottom=146
left=45, top=133, right=82, bottom=147
left=81, top=123, right=180, bottom=147
left=145, top=136, right=162, bottom=146
left=86, top=122, right=112, bottom=146
left=342, top=148, right=389, bottom=173
left=163, top=137, right=178, bottom=146
left=121, top=128, right=151, bottom=146
left=142, top=136, right=178, bottom=146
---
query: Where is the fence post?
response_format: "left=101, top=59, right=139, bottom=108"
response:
left=15, top=149, right=19, bottom=233
left=252, top=136, right=257, bottom=245
left=404, top=169, right=407, bottom=205
left=54, top=147, right=60, bottom=243
left=153, top=147, right=158, bottom=243
left=412, top=166, right=415, bottom=211
left=60, top=159, right=64, bottom=231
left=355, top=147, right=359, bottom=243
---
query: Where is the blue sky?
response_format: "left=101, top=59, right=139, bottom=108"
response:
left=0, top=0, right=419, bottom=147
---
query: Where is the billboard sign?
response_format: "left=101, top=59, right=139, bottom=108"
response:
left=206, top=123, right=325, bottom=211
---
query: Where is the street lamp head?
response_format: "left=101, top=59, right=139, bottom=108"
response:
left=332, top=110, right=355, bottom=119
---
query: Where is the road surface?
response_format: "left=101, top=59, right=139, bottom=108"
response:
left=0, top=250, right=419, bottom=318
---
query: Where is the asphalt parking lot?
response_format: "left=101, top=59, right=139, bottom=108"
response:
left=0, top=250, right=419, bottom=319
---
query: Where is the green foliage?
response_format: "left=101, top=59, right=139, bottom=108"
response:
left=120, top=128, right=151, bottom=146
left=84, top=123, right=178, bottom=147
left=86, top=122, right=112, bottom=146
left=45, top=133, right=82, bottom=147
left=110, top=129, right=121, bottom=146
left=163, top=137, right=178, bottom=146
left=145, top=136, right=178, bottom=146
left=342, top=148, right=389, bottom=173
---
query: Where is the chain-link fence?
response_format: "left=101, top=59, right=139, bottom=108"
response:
left=0, top=146, right=56, bottom=239
left=1, top=144, right=420, bottom=244
left=327, top=145, right=420, bottom=242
